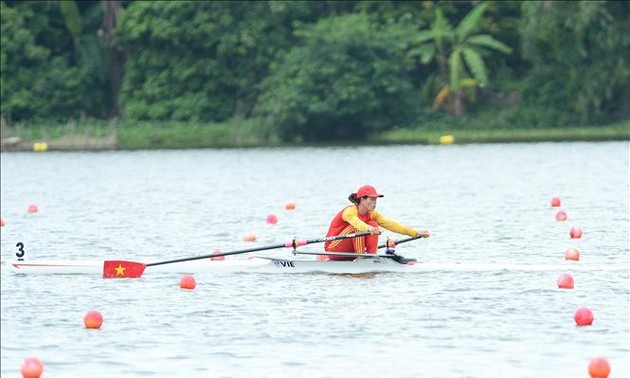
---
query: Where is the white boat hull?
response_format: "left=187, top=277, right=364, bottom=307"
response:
left=1, top=257, right=600, bottom=276
left=2, top=257, right=419, bottom=275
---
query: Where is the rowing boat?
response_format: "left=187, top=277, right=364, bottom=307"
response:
left=2, top=255, right=418, bottom=275
left=1, top=255, right=598, bottom=276
left=2, top=233, right=429, bottom=277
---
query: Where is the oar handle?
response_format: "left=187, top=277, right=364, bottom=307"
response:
left=377, top=235, right=423, bottom=249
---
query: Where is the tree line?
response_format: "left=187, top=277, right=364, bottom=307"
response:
left=1, top=1, right=628, bottom=142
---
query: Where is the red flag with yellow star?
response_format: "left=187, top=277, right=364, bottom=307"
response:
left=103, top=260, right=146, bottom=278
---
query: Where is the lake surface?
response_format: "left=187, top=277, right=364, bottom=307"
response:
left=1, top=142, right=628, bottom=377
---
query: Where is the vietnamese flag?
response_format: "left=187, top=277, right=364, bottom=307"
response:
left=103, top=260, right=146, bottom=278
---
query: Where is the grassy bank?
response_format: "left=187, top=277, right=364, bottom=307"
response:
left=1, top=118, right=628, bottom=151
left=0, top=118, right=280, bottom=151
left=371, top=120, right=630, bottom=145
left=117, top=119, right=279, bottom=149
left=0, top=119, right=116, bottom=151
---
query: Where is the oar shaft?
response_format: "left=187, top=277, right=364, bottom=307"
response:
left=146, top=231, right=371, bottom=267
left=146, top=243, right=285, bottom=267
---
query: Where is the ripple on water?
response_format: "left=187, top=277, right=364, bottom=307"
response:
left=1, top=143, right=628, bottom=377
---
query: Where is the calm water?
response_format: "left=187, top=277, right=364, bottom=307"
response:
left=1, top=142, right=628, bottom=378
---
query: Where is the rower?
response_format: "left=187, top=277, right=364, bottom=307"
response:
left=323, top=184, right=430, bottom=261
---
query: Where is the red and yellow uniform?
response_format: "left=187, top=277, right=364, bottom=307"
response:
left=324, top=205, right=418, bottom=260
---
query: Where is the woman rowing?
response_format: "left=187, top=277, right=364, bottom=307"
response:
left=324, top=185, right=430, bottom=261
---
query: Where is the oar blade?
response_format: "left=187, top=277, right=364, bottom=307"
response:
left=103, top=260, right=146, bottom=279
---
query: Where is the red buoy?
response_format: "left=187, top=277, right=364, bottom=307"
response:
left=83, top=310, right=103, bottom=329
left=557, top=273, right=574, bottom=289
left=27, top=204, right=38, bottom=213
left=266, top=214, right=278, bottom=224
left=570, top=227, right=583, bottom=239
left=574, top=307, right=594, bottom=326
left=550, top=197, right=561, bottom=207
left=179, top=275, right=196, bottom=290
left=588, top=357, right=611, bottom=378
left=210, top=250, right=225, bottom=261
left=555, top=210, right=567, bottom=221
left=0, top=218, right=5, bottom=227
left=564, top=248, right=580, bottom=261
left=21, top=357, right=44, bottom=378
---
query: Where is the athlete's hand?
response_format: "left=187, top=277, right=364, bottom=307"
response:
left=368, top=225, right=382, bottom=235
left=416, top=229, right=430, bottom=238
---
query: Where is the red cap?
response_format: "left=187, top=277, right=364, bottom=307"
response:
left=356, top=185, right=384, bottom=198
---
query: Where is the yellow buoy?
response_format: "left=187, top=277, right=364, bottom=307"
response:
left=33, top=142, right=48, bottom=152
left=439, top=135, right=454, bottom=145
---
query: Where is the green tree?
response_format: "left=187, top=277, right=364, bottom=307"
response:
left=115, top=1, right=289, bottom=122
left=1, top=1, right=111, bottom=122
left=258, top=13, right=418, bottom=142
left=58, top=0, right=121, bottom=117
left=410, top=2, right=512, bottom=116
left=520, top=1, right=630, bottom=125
left=1, top=2, right=48, bottom=121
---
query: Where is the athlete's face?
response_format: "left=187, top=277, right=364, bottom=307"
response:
left=360, top=196, right=378, bottom=212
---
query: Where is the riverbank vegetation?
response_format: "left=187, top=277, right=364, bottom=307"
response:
left=2, top=117, right=627, bottom=151
left=1, top=1, right=628, bottom=150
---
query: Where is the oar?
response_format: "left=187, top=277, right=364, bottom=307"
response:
left=294, top=235, right=424, bottom=259
left=293, top=236, right=422, bottom=257
left=378, top=235, right=423, bottom=250
left=293, top=236, right=422, bottom=264
left=103, top=232, right=370, bottom=279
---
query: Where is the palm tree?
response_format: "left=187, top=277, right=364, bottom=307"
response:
left=58, top=0, right=124, bottom=118
left=411, top=3, right=512, bottom=116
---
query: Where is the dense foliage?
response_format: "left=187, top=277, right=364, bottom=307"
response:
left=520, top=1, right=630, bottom=125
left=115, top=1, right=286, bottom=122
left=1, top=1, right=109, bottom=121
left=1, top=1, right=628, bottom=142
left=259, top=13, right=418, bottom=141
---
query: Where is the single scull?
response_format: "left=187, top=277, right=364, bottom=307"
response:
left=1, top=255, right=599, bottom=275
